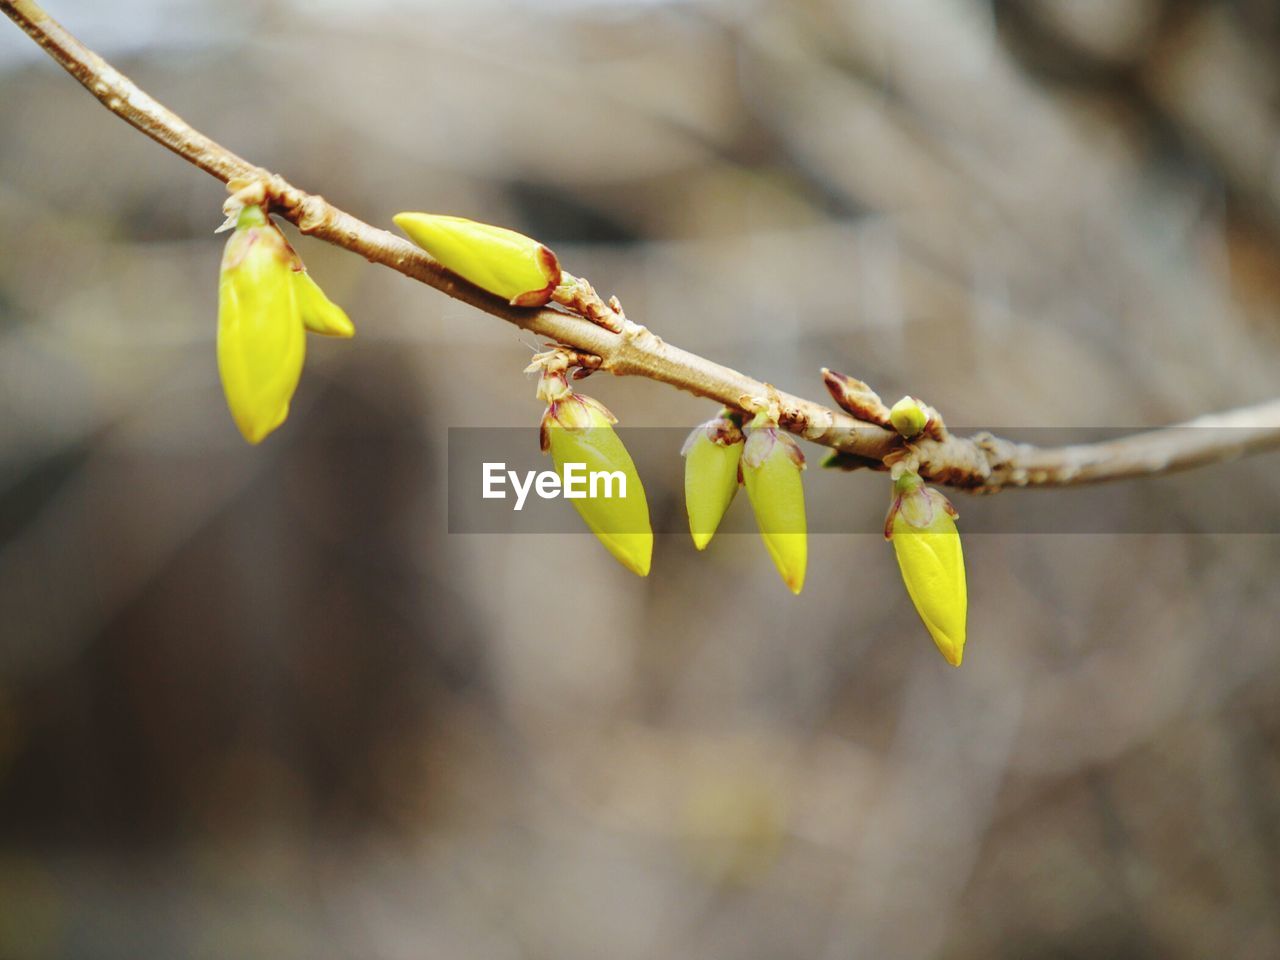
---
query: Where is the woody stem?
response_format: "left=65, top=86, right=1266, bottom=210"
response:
left=4, top=0, right=1279, bottom=491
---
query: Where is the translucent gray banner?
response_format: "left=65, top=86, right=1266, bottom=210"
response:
left=447, top=428, right=1280, bottom=534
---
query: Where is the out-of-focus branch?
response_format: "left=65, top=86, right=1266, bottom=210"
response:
left=5, top=0, right=1280, bottom=492
left=978, top=399, right=1280, bottom=487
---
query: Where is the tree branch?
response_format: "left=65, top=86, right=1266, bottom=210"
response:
left=5, top=0, right=1279, bottom=491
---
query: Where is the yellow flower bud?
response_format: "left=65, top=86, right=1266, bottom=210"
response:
left=889, top=396, right=929, bottom=438
left=540, top=376, right=652, bottom=576
left=885, top=472, right=967, bottom=666
left=293, top=267, right=354, bottom=338
left=217, top=205, right=305, bottom=445
left=681, top=412, right=744, bottom=550
left=393, top=212, right=562, bottom=307
left=741, top=426, right=807, bottom=594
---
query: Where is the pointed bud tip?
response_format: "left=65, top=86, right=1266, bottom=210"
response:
left=226, top=401, right=289, bottom=445
left=937, top=637, right=964, bottom=667
left=235, top=409, right=285, bottom=445
left=295, top=270, right=356, bottom=338
left=621, top=547, right=652, bottom=577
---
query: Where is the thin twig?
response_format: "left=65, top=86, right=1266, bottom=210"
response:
left=4, top=0, right=1279, bottom=491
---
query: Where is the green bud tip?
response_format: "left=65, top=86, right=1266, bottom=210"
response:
left=889, top=396, right=929, bottom=438
left=237, top=204, right=268, bottom=229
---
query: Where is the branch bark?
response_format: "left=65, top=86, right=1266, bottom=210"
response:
left=5, top=0, right=1279, bottom=491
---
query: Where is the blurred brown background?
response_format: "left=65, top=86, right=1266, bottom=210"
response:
left=2, top=1, right=1280, bottom=957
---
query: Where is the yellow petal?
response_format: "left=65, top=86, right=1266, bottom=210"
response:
left=683, top=422, right=743, bottom=550
left=217, top=210, right=305, bottom=444
left=890, top=504, right=967, bottom=666
left=546, top=400, right=652, bottom=576
left=294, top=269, right=355, bottom=338
left=394, top=212, right=561, bottom=306
left=741, top=432, right=807, bottom=594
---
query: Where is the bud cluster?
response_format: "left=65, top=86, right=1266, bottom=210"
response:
left=213, top=197, right=970, bottom=666
left=681, top=398, right=808, bottom=595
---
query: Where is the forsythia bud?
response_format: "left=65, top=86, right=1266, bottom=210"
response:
left=293, top=267, right=355, bottom=338
left=741, top=421, right=807, bottom=594
left=394, top=213, right=562, bottom=307
left=539, top=372, right=652, bottom=576
left=218, top=205, right=305, bottom=444
left=889, top=396, right=929, bottom=438
left=885, top=470, right=967, bottom=666
left=681, top=411, right=745, bottom=550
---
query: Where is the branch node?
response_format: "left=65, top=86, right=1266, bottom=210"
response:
left=551, top=274, right=625, bottom=333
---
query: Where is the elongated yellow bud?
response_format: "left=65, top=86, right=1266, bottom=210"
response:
left=393, top=212, right=562, bottom=307
left=217, top=205, right=305, bottom=445
left=741, top=424, right=807, bottom=594
left=682, top=411, right=744, bottom=550
left=885, top=471, right=967, bottom=666
left=539, top=373, right=652, bottom=576
left=293, top=267, right=354, bottom=338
